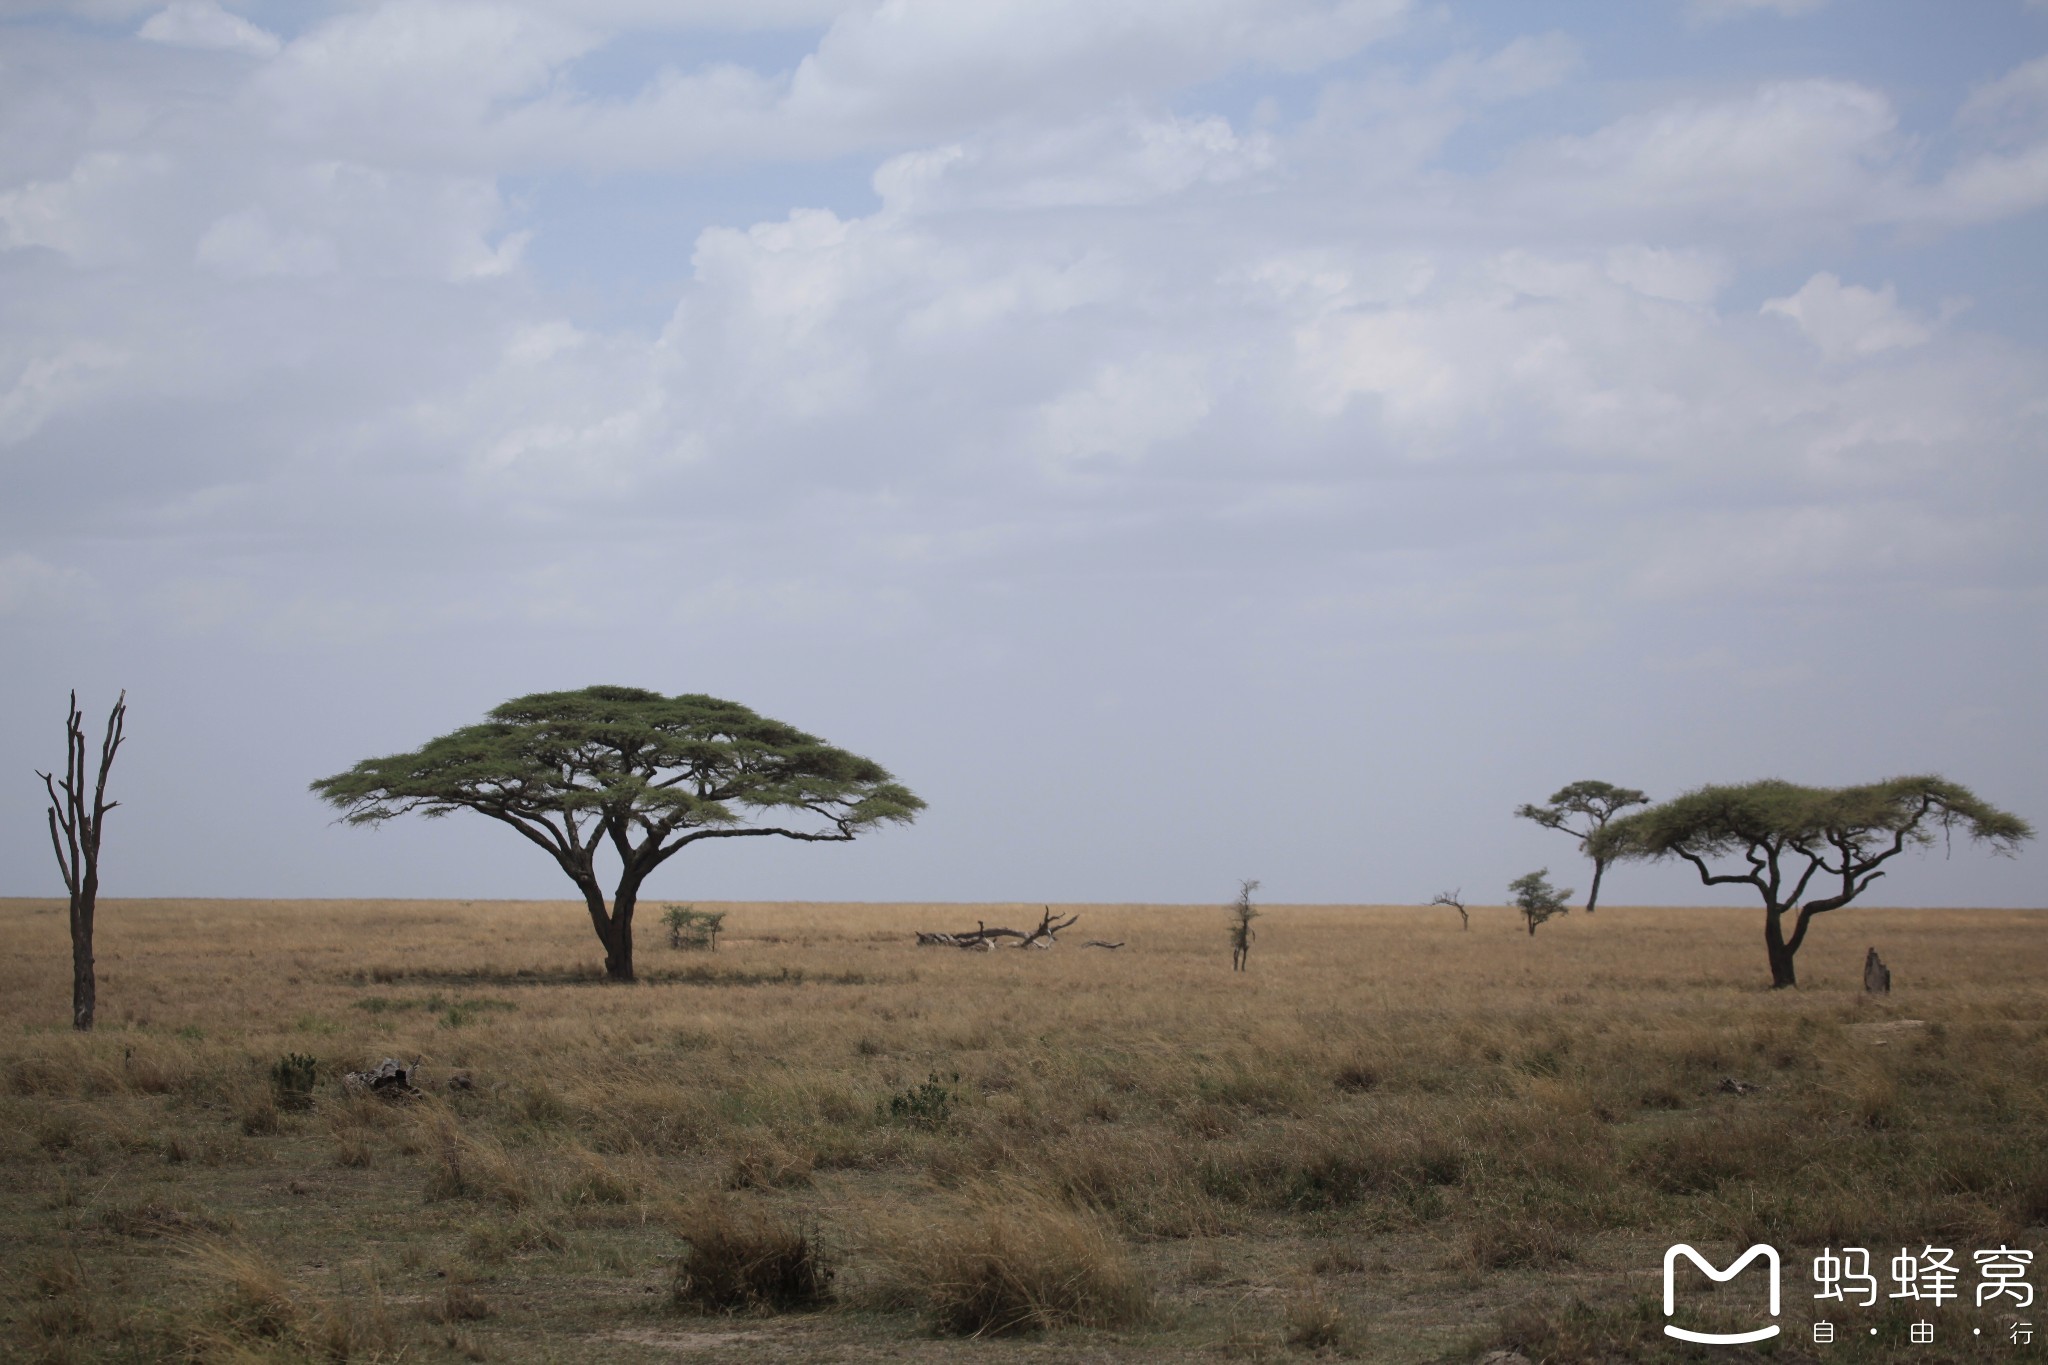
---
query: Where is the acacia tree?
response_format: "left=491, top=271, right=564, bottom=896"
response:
left=1508, top=869, right=1571, bottom=936
left=1590, top=776, right=2032, bottom=989
left=311, top=686, right=924, bottom=982
left=1514, top=780, right=1648, bottom=914
left=38, top=690, right=127, bottom=1031
left=1229, top=878, right=1259, bottom=971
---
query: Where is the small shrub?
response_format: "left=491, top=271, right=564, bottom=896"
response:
left=518, top=1081, right=570, bottom=1125
left=189, top=1240, right=305, bottom=1342
left=1332, top=1061, right=1379, bottom=1093
left=270, top=1053, right=318, bottom=1112
left=866, top=1189, right=1153, bottom=1336
left=1466, top=1209, right=1577, bottom=1270
left=725, top=1135, right=816, bottom=1190
left=430, top=1282, right=494, bottom=1323
left=1285, top=1286, right=1358, bottom=1353
left=239, top=1093, right=281, bottom=1136
left=669, top=1201, right=833, bottom=1312
left=176, top=1241, right=396, bottom=1362
left=885, top=1072, right=959, bottom=1129
left=663, top=904, right=726, bottom=951
left=29, top=1250, right=94, bottom=1341
left=423, top=1118, right=532, bottom=1208
left=561, top=1148, right=639, bottom=1205
left=1309, top=1244, right=1369, bottom=1276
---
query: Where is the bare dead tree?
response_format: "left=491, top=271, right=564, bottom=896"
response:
left=1429, top=889, right=1469, bottom=931
left=916, top=906, right=1079, bottom=950
left=38, top=690, right=126, bottom=1031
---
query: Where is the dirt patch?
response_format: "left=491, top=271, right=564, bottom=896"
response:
left=608, top=1329, right=773, bottom=1351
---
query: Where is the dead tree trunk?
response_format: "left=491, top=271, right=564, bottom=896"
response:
left=915, top=907, right=1078, bottom=949
left=38, top=690, right=125, bottom=1032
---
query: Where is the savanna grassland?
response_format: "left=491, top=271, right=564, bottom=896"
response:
left=2, top=897, right=2044, bottom=1364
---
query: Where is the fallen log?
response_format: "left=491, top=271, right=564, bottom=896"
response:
left=1081, top=940, right=1124, bottom=950
left=915, top=907, right=1079, bottom=950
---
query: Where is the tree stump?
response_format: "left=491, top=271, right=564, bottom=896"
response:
left=1863, top=947, right=1891, bottom=995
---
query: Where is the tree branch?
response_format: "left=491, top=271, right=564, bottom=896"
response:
left=644, top=823, right=856, bottom=874
left=1779, top=848, right=1822, bottom=911
left=1678, top=847, right=1763, bottom=890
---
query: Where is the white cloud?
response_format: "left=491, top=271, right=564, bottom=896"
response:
left=1604, top=245, right=1732, bottom=305
left=0, top=343, right=128, bottom=445
left=1039, top=354, right=1213, bottom=465
left=196, top=208, right=338, bottom=277
left=0, top=0, right=160, bottom=16
left=873, top=109, right=1273, bottom=213
left=253, top=2, right=600, bottom=159
left=1421, top=32, right=1581, bottom=103
left=138, top=1, right=282, bottom=58
left=784, top=0, right=1412, bottom=133
left=233, top=0, right=1410, bottom=173
left=1958, top=53, right=2048, bottom=135
left=1761, top=273, right=1932, bottom=359
left=0, top=151, right=175, bottom=264
left=1512, top=79, right=1901, bottom=226
left=1913, top=141, right=2048, bottom=226
left=1689, top=0, right=1827, bottom=21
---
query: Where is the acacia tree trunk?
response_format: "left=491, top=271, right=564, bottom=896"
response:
left=1764, top=905, right=1798, bottom=988
left=1584, top=858, right=1606, bottom=915
left=607, top=874, right=642, bottom=982
left=572, top=863, right=645, bottom=982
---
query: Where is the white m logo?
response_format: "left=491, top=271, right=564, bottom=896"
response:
left=1662, top=1243, right=1781, bottom=1345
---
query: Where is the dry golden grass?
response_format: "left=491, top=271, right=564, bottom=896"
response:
left=0, top=895, right=2043, bottom=1362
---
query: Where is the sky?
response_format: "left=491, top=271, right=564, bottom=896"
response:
left=2, top=0, right=2045, bottom=912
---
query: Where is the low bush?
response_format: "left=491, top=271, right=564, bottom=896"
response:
left=669, top=1200, right=833, bottom=1312
left=269, top=1053, right=318, bottom=1112
left=885, top=1072, right=959, bottom=1129
left=864, top=1188, right=1152, bottom=1336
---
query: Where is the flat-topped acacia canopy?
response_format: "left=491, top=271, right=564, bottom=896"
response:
left=309, top=686, right=924, bottom=981
left=1590, top=775, right=2030, bottom=988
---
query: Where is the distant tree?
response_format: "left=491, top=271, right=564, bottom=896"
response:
left=1229, top=879, right=1260, bottom=971
left=1429, top=889, right=1469, bottom=931
left=310, top=687, right=923, bottom=982
left=1515, top=780, right=1649, bottom=913
left=1591, top=776, right=2032, bottom=989
left=37, top=690, right=127, bottom=1031
left=664, top=904, right=726, bottom=951
left=1508, top=869, right=1571, bottom=937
